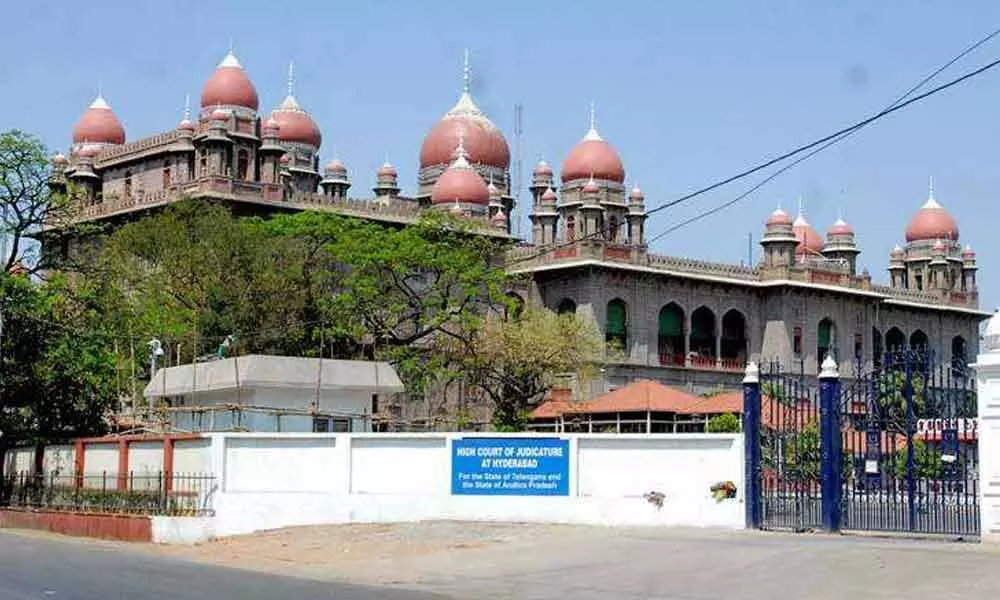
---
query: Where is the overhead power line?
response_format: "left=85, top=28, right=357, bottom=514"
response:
left=647, top=25, right=1000, bottom=244
left=507, top=45, right=1000, bottom=267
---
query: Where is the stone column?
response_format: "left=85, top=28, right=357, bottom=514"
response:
left=975, top=310, right=1000, bottom=542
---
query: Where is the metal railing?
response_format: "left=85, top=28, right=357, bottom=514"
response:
left=0, top=471, right=215, bottom=517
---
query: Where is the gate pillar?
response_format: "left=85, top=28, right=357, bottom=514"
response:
left=974, top=312, right=1000, bottom=542
left=743, top=362, right=762, bottom=530
left=819, top=355, right=843, bottom=533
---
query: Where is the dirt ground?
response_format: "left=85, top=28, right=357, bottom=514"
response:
left=149, top=521, right=598, bottom=584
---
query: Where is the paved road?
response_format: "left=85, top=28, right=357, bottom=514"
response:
left=0, top=531, right=447, bottom=600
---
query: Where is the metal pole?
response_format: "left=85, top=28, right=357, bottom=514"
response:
left=819, top=356, right=842, bottom=533
left=743, top=362, right=762, bottom=529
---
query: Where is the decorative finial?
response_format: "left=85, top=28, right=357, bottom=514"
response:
left=183, top=94, right=190, bottom=120
left=797, top=195, right=804, bottom=216
left=287, top=60, right=295, bottom=97
left=462, top=48, right=471, bottom=94
left=589, top=101, right=596, bottom=132
left=228, top=38, right=234, bottom=54
left=928, top=175, right=935, bottom=200
left=97, top=80, right=103, bottom=99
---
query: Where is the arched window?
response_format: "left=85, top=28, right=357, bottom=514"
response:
left=720, top=309, right=747, bottom=367
left=605, top=299, right=628, bottom=353
left=505, top=292, right=525, bottom=321
left=952, top=336, right=967, bottom=375
left=123, top=169, right=132, bottom=199
left=566, top=215, right=576, bottom=241
left=885, top=327, right=905, bottom=352
left=817, top=317, right=836, bottom=367
left=689, top=306, right=717, bottom=365
left=910, top=329, right=928, bottom=351
left=872, top=327, right=883, bottom=369
left=237, top=149, right=250, bottom=180
left=556, top=298, right=577, bottom=315
left=608, top=215, right=619, bottom=242
left=162, top=161, right=172, bottom=188
left=657, top=303, right=685, bottom=366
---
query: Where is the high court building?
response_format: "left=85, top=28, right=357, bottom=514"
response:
left=45, top=50, right=989, bottom=398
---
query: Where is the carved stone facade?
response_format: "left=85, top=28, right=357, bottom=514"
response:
left=47, top=49, right=988, bottom=405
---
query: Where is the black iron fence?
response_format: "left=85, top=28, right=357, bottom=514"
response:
left=0, top=471, right=215, bottom=517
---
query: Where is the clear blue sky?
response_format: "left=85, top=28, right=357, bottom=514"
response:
left=2, top=1, right=999, bottom=310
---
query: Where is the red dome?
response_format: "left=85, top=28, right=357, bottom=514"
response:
left=325, top=159, right=347, bottom=174
left=177, top=118, right=195, bottom=132
left=541, top=187, right=557, bottom=202
left=630, top=185, right=644, bottom=201
left=52, top=153, right=68, bottom=166
left=766, top=207, right=791, bottom=226
left=582, top=176, right=600, bottom=193
left=378, top=162, right=398, bottom=177
left=271, top=96, right=321, bottom=148
left=210, top=108, right=230, bottom=121
left=533, top=160, right=553, bottom=176
left=419, top=92, right=510, bottom=168
left=828, top=217, right=853, bottom=235
left=72, top=95, right=125, bottom=145
left=431, top=154, right=490, bottom=206
left=963, top=244, right=976, bottom=258
left=263, top=117, right=280, bottom=132
left=279, top=154, right=290, bottom=165
left=905, top=196, right=959, bottom=242
left=201, top=52, right=259, bottom=111
left=932, top=239, right=947, bottom=252
left=561, top=128, right=625, bottom=183
left=793, top=214, right=823, bottom=256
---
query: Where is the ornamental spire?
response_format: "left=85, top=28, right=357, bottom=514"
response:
left=183, top=93, right=190, bottom=121
left=583, top=101, right=603, bottom=141
left=462, top=48, right=471, bottom=94
left=287, top=60, right=295, bottom=97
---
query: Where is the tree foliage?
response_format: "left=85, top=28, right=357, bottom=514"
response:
left=707, top=413, right=740, bottom=433
left=0, top=273, right=116, bottom=448
left=893, top=439, right=943, bottom=480
left=0, top=130, right=75, bottom=273
left=459, top=305, right=603, bottom=430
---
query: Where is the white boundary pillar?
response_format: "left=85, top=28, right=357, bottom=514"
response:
left=974, top=310, right=1000, bottom=542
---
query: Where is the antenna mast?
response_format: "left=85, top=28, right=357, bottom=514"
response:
left=513, top=103, right=524, bottom=237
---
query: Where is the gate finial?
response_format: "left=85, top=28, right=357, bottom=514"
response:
left=743, top=361, right=759, bottom=384
left=819, top=355, right=839, bottom=379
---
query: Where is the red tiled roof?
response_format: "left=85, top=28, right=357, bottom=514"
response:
left=682, top=391, right=742, bottom=415
left=566, top=380, right=701, bottom=414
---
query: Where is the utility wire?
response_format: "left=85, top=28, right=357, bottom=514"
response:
left=648, top=25, right=1000, bottom=244
left=507, top=47, right=1000, bottom=267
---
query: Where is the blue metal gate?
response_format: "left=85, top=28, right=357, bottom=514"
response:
left=756, top=364, right=822, bottom=531
left=744, top=349, right=979, bottom=538
left=840, top=349, right=979, bottom=536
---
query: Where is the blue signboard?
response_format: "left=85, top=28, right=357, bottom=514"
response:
left=451, top=437, right=569, bottom=496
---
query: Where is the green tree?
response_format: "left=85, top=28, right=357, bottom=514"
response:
left=707, top=413, right=741, bottom=433
left=893, top=439, right=943, bottom=480
left=0, top=272, right=116, bottom=451
left=782, top=422, right=853, bottom=482
left=459, top=304, right=603, bottom=430
left=876, top=370, right=926, bottom=433
left=0, top=130, right=78, bottom=273
left=262, top=209, right=513, bottom=395
left=98, top=199, right=315, bottom=361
